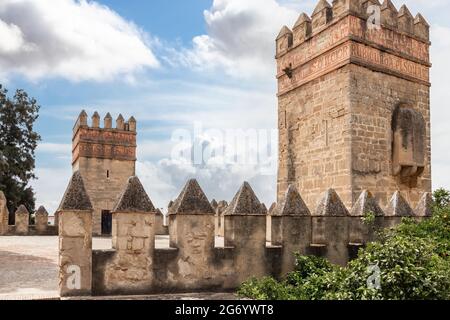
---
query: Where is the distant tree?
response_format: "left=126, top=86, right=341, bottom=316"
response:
left=0, top=84, right=41, bottom=219
left=433, top=188, right=450, bottom=209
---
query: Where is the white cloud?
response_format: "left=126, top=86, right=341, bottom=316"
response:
left=430, top=24, right=450, bottom=190
left=136, top=158, right=277, bottom=213
left=31, top=167, right=72, bottom=214
left=171, top=0, right=298, bottom=78
left=0, top=0, right=159, bottom=82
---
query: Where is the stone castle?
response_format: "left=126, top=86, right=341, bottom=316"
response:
left=0, top=0, right=435, bottom=297
left=276, top=0, right=431, bottom=210
left=72, top=111, right=137, bottom=236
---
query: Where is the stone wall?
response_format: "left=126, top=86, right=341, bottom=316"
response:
left=0, top=191, right=8, bottom=235
left=276, top=0, right=432, bottom=210
left=0, top=193, right=57, bottom=236
left=58, top=173, right=431, bottom=297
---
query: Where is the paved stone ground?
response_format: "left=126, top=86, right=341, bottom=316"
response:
left=0, top=236, right=236, bottom=300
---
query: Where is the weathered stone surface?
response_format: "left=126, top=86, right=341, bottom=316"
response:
left=15, top=205, right=29, bottom=215
left=104, top=112, right=112, bottom=128
left=384, top=191, right=414, bottom=217
left=92, top=112, right=100, bottom=128
left=225, top=182, right=265, bottom=215
left=0, top=191, right=8, bottom=235
left=314, top=189, right=349, bottom=217
left=268, top=202, right=277, bottom=215
left=414, top=192, right=433, bottom=217
left=313, top=0, right=331, bottom=15
left=59, top=210, right=92, bottom=297
left=170, top=179, right=214, bottom=215
left=277, top=25, right=292, bottom=40
left=277, top=0, right=432, bottom=213
left=36, top=205, right=49, bottom=216
left=72, top=111, right=137, bottom=235
left=392, top=105, right=426, bottom=178
left=350, top=190, right=384, bottom=217
left=14, top=205, right=29, bottom=234
left=211, top=199, right=218, bottom=211
left=113, top=176, right=155, bottom=213
left=35, top=205, right=49, bottom=233
left=261, top=204, right=268, bottom=214
left=273, top=184, right=310, bottom=216
left=58, top=171, right=93, bottom=211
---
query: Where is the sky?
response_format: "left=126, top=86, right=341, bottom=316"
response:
left=0, top=0, right=449, bottom=214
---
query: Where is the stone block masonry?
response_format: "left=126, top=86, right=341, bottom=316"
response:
left=58, top=172, right=431, bottom=297
left=0, top=191, right=8, bottom=235
left=276, top=0, right=432, bottom=210
left=72, top=110, right=137, bottom=236
left=57, top=171, right=93, bottom=297
left=0, top=192, right=57, bottom=236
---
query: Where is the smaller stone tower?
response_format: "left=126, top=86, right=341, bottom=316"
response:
left=72, top=110, right=137, bottom=235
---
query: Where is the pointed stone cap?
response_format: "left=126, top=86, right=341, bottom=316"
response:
left=261, top=204, right=268, bottom=215
left=294, top=13, right=311, bottom=28
left=224, top=182, right=265, bottom=216
left=381, top=0, right=398, bottom=12
left=170, top=179, right=214, bottom=215
left=15, top=204, right=29, bottom=215
left=211, top=199, right=218, bottom=210
left=128, top=116, right=136, bottom=123
left=414, top=192, right=433, bottom=217
left=268, top=202, right=276, bottom=215
left=217, top=200, right=228, bottom=209
left=117, top=114, right=124, bottom=121
left=314, top=189, right=349, bottom=217
left=77, top=110, right=88, bottom=126
left=384, top=191, right=414, bottom=217
left=113, top=176, right=155, bottom=213
left=273, top=185, right=310, bottom=216
left=0, top=190, right=5, bottom=202
left=92, top=111, right=100, bottom=119
left=313, top=0, right=331, bottom=16
left=414, top=13, right=429, bottom=27
left=350, top=190, right=384, bottom=217
left=79, top=110, right=88, bottom=118
left=36, top=206, right=49, bottom=216
left=398, top=4, right=413, bottom=18
left=276, top=26, right=292, bottom=40
left=104, top=112, right=112, bottom=120
left=58, top=171, right=93, bottom=212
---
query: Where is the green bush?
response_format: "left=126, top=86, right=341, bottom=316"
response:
left=238, top=189, right=450, bottom=300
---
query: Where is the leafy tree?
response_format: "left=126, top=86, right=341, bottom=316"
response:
left=238, top=194, right=450, bottom=300
left=433, top=188, right=450, bottom=209
left=0, top=84, right=41, bottom=218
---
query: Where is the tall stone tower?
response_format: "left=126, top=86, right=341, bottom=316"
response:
left=72, top=110, right=137, bottom=235
left=276, top=0, right=431, bottom=209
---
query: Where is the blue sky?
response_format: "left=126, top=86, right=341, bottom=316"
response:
left=1, top=0, right=449, bottom=213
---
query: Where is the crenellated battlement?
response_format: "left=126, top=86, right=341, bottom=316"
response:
left=277, top=0, right=429, bottom=57
left=276, top=0, right=431, bottom=97
left=56, top=172, right=433, bottom=296
left=0, top=190, right=57, bottom=236
left=72, top=110, right=137, bottom=165
left=73, top=110, right=137, bottom=135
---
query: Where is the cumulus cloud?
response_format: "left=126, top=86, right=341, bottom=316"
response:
left=170, top=0, right=298, bottom=78
left=0, top=0, right=159, bottom=82
left=429, top=24, right=450, bottom=190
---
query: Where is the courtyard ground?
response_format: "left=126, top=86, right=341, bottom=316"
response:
left=0, top=236, right=236, bottom=300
